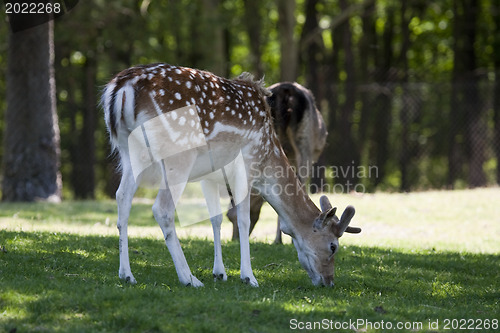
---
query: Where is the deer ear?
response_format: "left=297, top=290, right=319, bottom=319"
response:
left=319, top=195, right=332, bottom=212
left=326, top=207, right=337, bottom=218
left=313, top=207, right=337, bottom=230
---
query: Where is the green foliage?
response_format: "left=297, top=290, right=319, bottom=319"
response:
left=0, top=0, right=499, bottom=197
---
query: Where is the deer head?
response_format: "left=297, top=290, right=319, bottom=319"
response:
left=291, top=195, right=361, bottom=286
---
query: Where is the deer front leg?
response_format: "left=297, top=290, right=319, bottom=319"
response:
left=201, top=180, right=227, bottom=281
left=116, top=167, right=138, bottom=284
left=153, top=188, right=204, bottom=287
left=236, top=193, right=258, bottom=287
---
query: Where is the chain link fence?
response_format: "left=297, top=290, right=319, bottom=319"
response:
left=311, top=77, right=499, bottom=193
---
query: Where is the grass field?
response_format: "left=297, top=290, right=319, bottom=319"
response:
left=0, top=188, right=499, bottom=332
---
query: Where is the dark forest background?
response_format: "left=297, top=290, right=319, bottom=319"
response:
left=0, top=0, right=499, bottom=201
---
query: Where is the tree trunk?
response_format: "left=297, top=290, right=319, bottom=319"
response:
left=199, top=0, right=226, bottom=76
left=335, top=0, right=359, bottom=189
left=277, top=0, right=298, bottom=82
left=73, top=55, right=97, bottom=199
left=399, top=0, right=411, bottom=192
left=325, top=9, right=342, bottom=145
left=358, top=0, right=376, bottom=154
left=450, top=0, right=485, bottom=188
left=448, top=0, right=463, bottom=189
left=371, top=6, right=395, bottom=188
left=463, top=0, right=485, bottom=188
left=300, top=0, right=327, bottom=192
left=300, top=0, right=324, bottom=101
left=243, top=0, right=264, bottom=77
left=2, top=20, right=61, bottom=202
left=494, top=0, right=500, bottom=185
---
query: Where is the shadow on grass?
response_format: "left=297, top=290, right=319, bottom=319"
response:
left=1, top=230, right=498, bottom=332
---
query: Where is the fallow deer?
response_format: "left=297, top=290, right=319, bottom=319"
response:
left=227, top=82, right=327, bottom=244
left=102, top=63, right=361, bottom=287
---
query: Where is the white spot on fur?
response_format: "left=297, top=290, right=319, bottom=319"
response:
left=175, top=92, right=182, bottom=100
left=186, top=81, right=192, bottom=89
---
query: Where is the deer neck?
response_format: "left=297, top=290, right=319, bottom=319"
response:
left=255, top=149, right=320, bottom=238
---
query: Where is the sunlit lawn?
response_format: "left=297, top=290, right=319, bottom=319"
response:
left=0, top=188, right=499, bottom=332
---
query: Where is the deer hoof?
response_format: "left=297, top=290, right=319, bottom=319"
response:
left=242, top=276, right=259, bottom=287
left=120, top=273, right=137, bottom=285
left=213, top=273, right=227, bottom=281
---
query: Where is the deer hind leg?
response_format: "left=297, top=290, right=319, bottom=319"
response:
left=153, top=186, right=204, bottom=287
left=201, top=180, right=227, bottom=281
left=228, top=192, right=264, bottom=241
left=236, top=192, right=258, bottom=287
left=116, top=165, right=138, bottom=284
left=153, top=152, right=203, bottom=287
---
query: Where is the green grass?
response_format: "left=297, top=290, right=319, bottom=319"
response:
left=0, top=188, right=499, bottom=332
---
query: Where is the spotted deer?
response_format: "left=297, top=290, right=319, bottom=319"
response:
left=102, top=63, right=361, bottom=287
left=228, top=82, right=327, bottom=244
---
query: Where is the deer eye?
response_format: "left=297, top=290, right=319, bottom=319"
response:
left=330, top=243, right=337, bottom=255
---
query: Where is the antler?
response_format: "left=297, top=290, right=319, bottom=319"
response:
left=315, top=196, right=361, bottom=235
left=334, top=206, right=359, bottom=236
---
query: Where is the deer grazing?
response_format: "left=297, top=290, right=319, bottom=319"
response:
left=227, top=82, right=327, bottom=244
left=102, top=63, right=361, bottom=287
